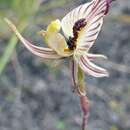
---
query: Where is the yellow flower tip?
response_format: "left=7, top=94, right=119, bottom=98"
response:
left=47, top=19, right=61, bottom=33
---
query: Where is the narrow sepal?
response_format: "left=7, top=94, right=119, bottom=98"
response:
left=70, top=59, right=86, bottom=96
left=70, top=59, right=78, bottom=92
left=4, top=18, right=61, bottom=59
left=79, top=55, right=109, bottom=77
left=86, top=53, right=107, bottom=61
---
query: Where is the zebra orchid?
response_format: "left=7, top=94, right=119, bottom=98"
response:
left=5, top=0, right=114, bottom=130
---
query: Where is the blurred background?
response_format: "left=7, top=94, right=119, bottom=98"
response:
left=0, top=0, right=130, bottom=130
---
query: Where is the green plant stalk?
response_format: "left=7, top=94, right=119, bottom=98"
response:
left=0, top=21, right=27, bottom=75
left=78, top=66, right=86, bottom=95
left=77, top=67, right=89, bottom=130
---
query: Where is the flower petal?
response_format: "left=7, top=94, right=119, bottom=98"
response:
left=86, top=53, right=107, bottom=61
left=79, top=55, right=109, bottom=77
left=61, top=0, right=94, bottom=38
left=4, top=18, right=62, bottom=59
left=61, top=0, right=111, bottom=38
left=70, top=59, right=78, bottom=91
left=70, top=59, right=86, bottom=96
left=76, top=14, right=103, bottom=52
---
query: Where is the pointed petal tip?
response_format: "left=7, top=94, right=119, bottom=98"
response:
left=93, top=71, right=109, bottom=78
left=100, top=69, right=109, bottom=78
left=87, top=54, right=108, bottom=61
left=104, top=71, right=109, bottom=77
left=104, top=0, right=116, bottom=15
left=102, top=55, right=108, bottom=60
left=4, top=18, right=9, bottom=23
left=95, top=69, right=109, bottom=78
left=4, top=18, right=16, bottom=32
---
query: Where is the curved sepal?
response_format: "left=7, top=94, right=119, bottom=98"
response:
left=87, top=53, right=107, bottom=61
left=79, top=55, right=109, bottom=77
left=70, top=59, right=86, bottom=96
left=4, top=18, right=62, bottom=59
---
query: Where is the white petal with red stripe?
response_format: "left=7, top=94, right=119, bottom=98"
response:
left=61, top=1, right=94, bottom=38
left=76, top=15, right=103, bottom=52
left=61, top=0, right=109, bottom=39
left=5, top=18, right=61, bottom=59
left=87, top=53, right=107, bottom=61
left=79, top=55, right=109, bottom=77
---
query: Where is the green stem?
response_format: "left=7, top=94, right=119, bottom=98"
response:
left=77, top=67, right=89, bottom=130
left=0, top=20, right=27, bottom=75
left=77, top=66, right=86, bottom=95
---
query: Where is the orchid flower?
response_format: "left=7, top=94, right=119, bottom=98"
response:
left=5, top=0, right=114, bottom=130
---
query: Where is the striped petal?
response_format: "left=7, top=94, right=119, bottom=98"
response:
left=61, top=0, right=94, bottom=38
left=79, top=55, right=109, bottom=77
left=5, top=18, right=62, bottom=59
left=87, top=53, right=107, bottom=61
left=76, top=15, right=103, bottom=52
left=61, top=0, right=112, bottom=39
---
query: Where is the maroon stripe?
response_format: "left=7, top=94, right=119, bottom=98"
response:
left=87, top=0, right=105, bottom=21
left=30, top=45, right=56, bottom=54
left=92, top=0, right=100, bottom=11
left=94, top=4, right=107, bottom=16
left=85, top=39, right=95, bottom=43
left=72, top=9, right=75, bottom=25
left=26, top=41, right=55, bottom=53
left=92, top=0, right=110, bottom=17
left=104, top=0, right=113, bottom=15
left=83, top=2, right=93, bottom=15
left=27, top=42, right=56, bottom=54
left=86, top=31, right=99, bottom=38
left=27, top=44, right=59, bottom=58
left=91, top=15, right=103, bottom=26
left=78, top=5, right=83, bottom=16
left=29, top=46, right=56, bottom=56
left=97, top=2, right=106, bottom=12
left=88, top=23, right=100, bottom=32
left=92, top=0, right=105, bottom=14
left=81, top=56, right=105, bottom=74
left=81, top=40, right=95, bottom=48
left=71, top=9, right=76, bottom=26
